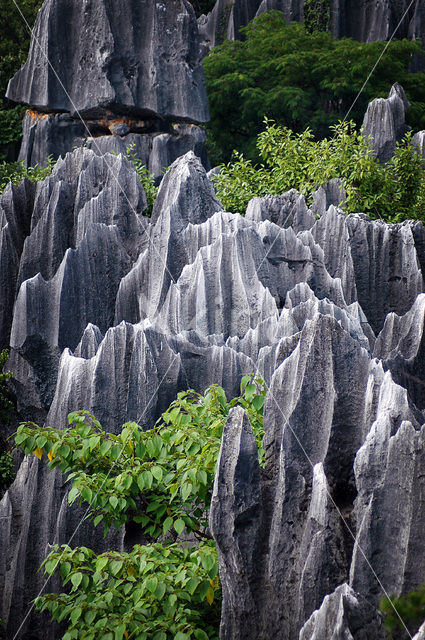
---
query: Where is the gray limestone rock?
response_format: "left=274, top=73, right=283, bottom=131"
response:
left=245, top=190, right=316, bottom=233
left=209, top=406, right=263, bottom=640
left=346, top=214, right=423, bottom=333
left=18, top=110, right=210, bottom=182
left=299, top=583, right=384, bottom=640
left=198, top=0, right=262, bottom=49
left=2, top=143, right=425, bottom=640
left=374, top=293, right=425, bottom=409
left=362, top=84, right=410, bottom=163
left=0, top=179, right=35, bottom=349
left=414, top=623, right=425, bottom=640
left=7, top=0, right=209, bottom=124
left=412, top=130, right=425, bottom=158
left=311, top=179, right=346, bottom=217
left=115, top=152, right=222, bottom=325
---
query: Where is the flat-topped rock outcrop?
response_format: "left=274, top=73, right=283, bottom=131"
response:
left=7, top=0, right=210, bottom=173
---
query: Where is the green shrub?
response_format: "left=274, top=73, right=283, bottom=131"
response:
left=203, top=12, right=425, bottom=163
left=381, top=585, right=425, bottom=638
left=212, top=118, right=425, bottom=223
left=0, top=157, right=55, bottom=194
left=125, top=143, right=158, bottom=217
left=14, top=376, right=266, bottom=639
left=304, top=0, right=331, bottom=33
left=0, top=451, right=14, bottom=492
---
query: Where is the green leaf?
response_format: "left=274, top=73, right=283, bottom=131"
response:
left=71, top=572, right=83, bottom=590
left=114, top=625, right=126, bottom=640
left=146, top=576, right=158, bottom=594
left=194, top=631, right=209, bottom=640
left=174, top=519, right=185, bottom=536
left=252, top=394, right=265, bottom=411
left=181, top=482, right=192, bottom=502
left=109, top=495, right=119, bottom=509
left=70, top=607, right=82, bottom=625
left=163, top=516, right=173, bottom=535
left=68, top=486, right=80, bottom=504
left=85, top=610, right=96, bottom=625
left=151, top=465, right=163, bottom=482
left=110, top=559, right=123, bottom=576
left=155, top=582, right=166, bottom=599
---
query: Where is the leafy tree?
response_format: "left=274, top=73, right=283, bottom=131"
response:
left=304, top=0, right=331, bottom=34
left=381, top=585, right=425, bottom=639
left=203, top=12, right=425, bottom=163
left=13, top=376, right=266, bottom=639
left=212, top=118, right=425, bottom=222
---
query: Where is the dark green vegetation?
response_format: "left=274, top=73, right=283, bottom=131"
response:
left=381, top=585, right=425, bottom=638
left=203, top=12, right=425, bottom=164
left=0, top=157, right=55, bottom=193
left=304, top=0, right=331, bottom=34
left=0, top=0, right=43, bottom=160
left=124, top=144, right=158, bottom=217
left=14, top=377, right=266, bottom=639
left=0, top=350, right=15, bottom=493
left=213, top=119, right=425, bottom=223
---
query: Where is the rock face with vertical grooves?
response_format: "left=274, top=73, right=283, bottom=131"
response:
left=7, top=0, right=210, bottom=173
left=1, top=148, right=425, bottom=640
left=200, top=0, right=425, bottom=55
left=362, top=84, right=411, bottom=163
left=7, top=0, right=208, bottom=123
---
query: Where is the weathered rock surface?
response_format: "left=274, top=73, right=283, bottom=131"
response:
left=7, top=0, right=208, bottom=123
left=1, top=149, right=425, bottom=639
left=8, top=0, right=210, bottom=177
left=362, top=84, right=411, bottom=163
left=200, top=0, right=425, bottom=54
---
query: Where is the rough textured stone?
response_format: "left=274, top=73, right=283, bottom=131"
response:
left=299, top=583, right=384, bottom=640
left=362, top=84, right=410, bottom=163
left=1, top=147, right=425, bottom=640
left=202, top=0, right=425, bottom=56
left=7, top=0, right=208, bottom=124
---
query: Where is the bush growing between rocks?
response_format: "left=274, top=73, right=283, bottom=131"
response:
left=381, top=585, right=425, bottom=639
left=13, top=377, right=266, bottom=639
left=203, top=12, right=425, bottom=164
left=212, top=118, right=425, bottom=222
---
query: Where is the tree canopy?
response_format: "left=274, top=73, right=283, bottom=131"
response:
left=203, top=11, right=425, bottom=164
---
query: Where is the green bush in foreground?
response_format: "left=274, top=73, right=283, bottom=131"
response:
left=14, top=377, right=266, bottom=639
left=212, top=119, right=425, bottom=223
left=381, top=585, right=425, bottom=638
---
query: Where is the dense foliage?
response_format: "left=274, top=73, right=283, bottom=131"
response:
left=124, top=144, right=158, bottom=217
left=304, top=0, right=330, bottom=34
left=0, top=157, right=55, bottom=193
left=213, top=119, right=425, bottom=222
left=0, top=0, right=43, bottom=159
left=381, top=585, right=425, bottom=639
left=203, top=12, right=425, bottom=164
left=14, top=376, right=266, bottom=639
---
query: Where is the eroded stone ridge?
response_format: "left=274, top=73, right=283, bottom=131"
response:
left=0, top=149, right=425, bottom=639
